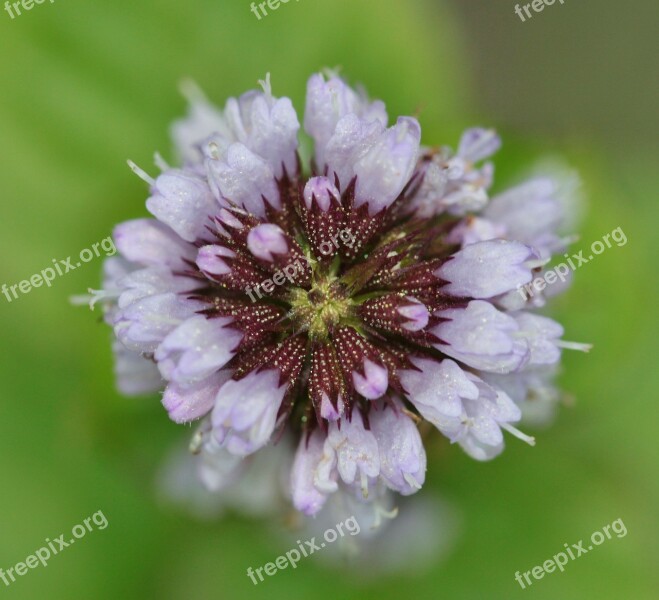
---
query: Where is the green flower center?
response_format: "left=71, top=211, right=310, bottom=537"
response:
left=288, top=272, right=353, bottom=340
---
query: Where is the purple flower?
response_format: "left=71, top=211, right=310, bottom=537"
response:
left=323, top=410, right=381, bottom=499
left=303, top=176, right=340, bottom=212
left=484, top=178, right=567, bottom=258
left=436, top=240, right=537, bottom=299
left=246, top=224, right=289, bottom=262
left=146, top=170, right=219, bottom=242
left=370, top=401, right=426, bottom=495
left=432, top=300, right=530, bottom=373
left=291, top=429, right=330, bottom=516
left=89, top=72, right=589, bottom=522
left=162, top=370, right=232, bottom=424
left=211, top=369, right=288, bottom=456
left=154, top=315, right=242, bottom=386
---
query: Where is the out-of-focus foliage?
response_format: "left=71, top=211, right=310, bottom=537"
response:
left=0, top=0, right=656, bottom=599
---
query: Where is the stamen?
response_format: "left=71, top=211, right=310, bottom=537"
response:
left=206, top=142, right=221, bottom=160
left=69, top=293, right=93, bottom=307
left=321, top=66, right=342, bottom=80
left=127, top=160, right=155, bottom=186
left=361, top=471, right=369, bottom=499
left=402, top=408, right=423, bottom=424
left=154, top=152, right=170, bottom=172
left=500, top=422, right=536, bottom=446
left=525, top=257, right=552, bottom=269
left=69, top=288, right=120, bottom=310
left=555, top=340, right=593, bottom=353
left=179, top=78, right=207, bottom=104
left=258, top=73, right=272, bottom=99
left=372, top=503, right=399, bottom=529
left=403, top=472, right=422, bottom=490
left=559, top=234, right=580, bottom=246
left=189, top=429, right=205, bottom=455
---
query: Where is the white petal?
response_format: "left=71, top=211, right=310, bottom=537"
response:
left=436, top=240, right=536, bottom=299
left=162, top=371, right=232, bottom=423
left=146, top=170, right=219, bottom=242
left=353, top=117, right=421, bottom=214
left=205, top=143, right=279, bottom=217
left=155, top=315, right=242, bottom=386
left=113, top=219, right=196, bottom=269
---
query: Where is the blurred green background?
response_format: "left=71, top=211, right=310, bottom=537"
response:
left=0, top=0, right=657, bottom=598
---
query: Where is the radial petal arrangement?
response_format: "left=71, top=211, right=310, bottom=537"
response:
left=91, top=72, right=589, bottom=521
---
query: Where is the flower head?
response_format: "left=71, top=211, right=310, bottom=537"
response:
left=89, top=72, right=589, bottom=522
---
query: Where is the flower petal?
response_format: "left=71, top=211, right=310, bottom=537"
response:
left=162, top=371, right=232, bottom=423
left=113, top=219, right=196, bottom=269
left=155, top=315, right=242, bottom=386
left=353, top=117, right=421, bottom=214
left=436, top=240, right=536, bottom=299
left=146, top=170, right=219, bottom=242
